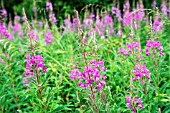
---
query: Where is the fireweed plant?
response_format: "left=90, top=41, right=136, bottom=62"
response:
left=68, top=11, right=109, bottom=112
left=0, top=0, right=170, bottom=112
left=22, top=7, right=44, bottom=108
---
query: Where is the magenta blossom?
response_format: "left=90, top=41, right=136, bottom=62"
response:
left=69, top=60, right=107, bottom=91
left=146, top=40, right=165, bottom=56
left=0, top=9, right=7, bottom=18
left=123, top=11, right=133, bottom=26
left=112, top=6, right=122, bottom=21
left=153, top=20, right=164, bottom=32
left=44, top=32, right=53, bottom=45
left=46, top=2, right=53, bottom=11
left=0, top=23, right=10, bottom=39
left=23, top=54, right=47, bottom=89
left=125, top=96, right=144, bottom=113
left=126, top=42, right=140, bottom=54
left=133, top=64, right=150, bottom=81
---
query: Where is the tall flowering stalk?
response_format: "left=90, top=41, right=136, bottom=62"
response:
left=0, top=23, right=10, bottom=39
left=14, top=15, right=24, bottom=37
left=118, top=34, right=151, bottom=112
left=0, top=9, right=11, bottom=40
left=69, top=11, right=108, bottom=113
left=22, top=8, right=47, bottom=111
left=46, top=1, right=57, bottom=25
left=44, top=22, right=54, bottom=45
left=153, top=15, right=164, bottom=33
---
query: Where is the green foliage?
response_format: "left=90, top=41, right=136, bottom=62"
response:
left=0, top=1, right=170, bottom=113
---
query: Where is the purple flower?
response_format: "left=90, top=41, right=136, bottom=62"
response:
left=69, top=60, right=107, bottom=91
left=49, top=13, right=57, bottom=24
left=0, top=9, right=7, bottom=18
left=14, top=23, right=22, bottom=33
left=46, top=2, right=53, bottom=11
left=104, top=15, right=113, bottom=24
left=146, top=40, right=165, bottom=56
left=63, top=18, right=72, bottom=33
left=118, top=48, right=129, bottom=56
left=23, top=54, right=47, bottom=89
left=117, top=29, right=122, bottom=36
left=123, top=11, right=133, bottom=26
left=38, top=22, right=43, bottom=28
left=72, top=18, right=79, bottom=27
left=28, top=30, right=39, bottom=41
left=14, top=16, right=20, bottom=22
left=125, top=96, right=144, bottom=112
left=133, top=64, right=150, bottom=81
left=44, top=32, right=53, bottom=45
left=83, top=18, right=93, bottom=29
left=161, top=1, right=168, bottom=17
left=126, top=96, right=132, bottom=109
left=0, top=23, right=10, bottom=39
left=134, top=10, right=144, bottom=22
left=152, top=0, right=157, bottom=10
left=90, top=13, right=95, bottom=20
left=112, top=6, right=122, bottom=21
left=126, top=42, right=140, bottom=54
left=153, top=15, right=164, bottom=32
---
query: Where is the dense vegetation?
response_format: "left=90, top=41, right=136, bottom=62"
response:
left=0, top=0, right=170, bottom=113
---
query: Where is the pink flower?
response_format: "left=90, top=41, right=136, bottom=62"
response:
left=123, top=11, right=133, bottom=26
left=23, top=54, right=47, bottom=89
left=46, top=2, right=53, bottom=11
left=125, top=96, right=144, bottom=112
left=44, top=32, right=53, bottom=45
left=146, top=40, right=165, bottom=56
left=69, top=60, right=107, bottom=91
left=133, top=64, right=150, bottom=81
left=0, top=23, right=10, bottom=39
left=112, top=6, right=122, bottom=21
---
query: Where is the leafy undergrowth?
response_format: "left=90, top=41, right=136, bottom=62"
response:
left=0, top=0, right=170, bottom=113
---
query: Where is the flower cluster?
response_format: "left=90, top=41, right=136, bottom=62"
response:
left=28, top=30, right=39, bottom=41
left=118, top=48, right=128, bottom=56
left=63, top=18, right=72, bottom=33
left=152, top=0, right=157, bottom=10
left=44, top=32, right=53, bottom=45
left=23, top=54, right=47, bottom=89
left=161, top=1, right=168, bottom=17
left=49, top=13, right=57, bottom=24
left=134, top=2, right=145, bottom=22
left=126, top=42, right=140, bottom=54
left=83, top=17, right=93, bottom=30
left=123, top=11, right=133, bottom=26
left=14, top=23, right=22, bottom=33
left=118, top=42, right=140, bottom=56
left=14, top=16, right=24, bottom=37
left=46, top=2, right=53, bottom=11
left=133, top=64, right=150, bottom=81
left=153, top=15, right=164, bottom=32
left=0, top=9, right=7, bottom=18
left=126, top=96, right=144, bottom=113
left=38, top=21, right=43, bottom=28
left=123, top=1, right=132, bottom=26
left=69, top=60, right=107, bottom=91
left=46, top=2, right=57, bottom=24
left=0, top=23, right=10, bottom=39
left=112, top=6, right=122, bottom=22
left=14, top=15, right=20, bottom=21
left=72, top=17, right=79, bottom=27
left=146, top=40, right=165, bottom=56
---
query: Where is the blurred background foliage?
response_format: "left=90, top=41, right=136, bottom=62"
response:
left=0, top=0, right=163, bottom=23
